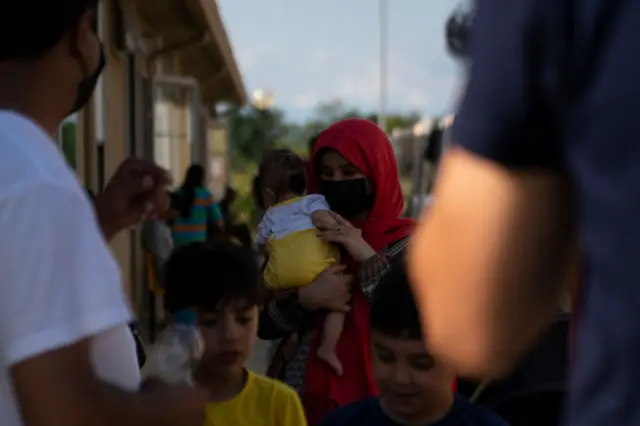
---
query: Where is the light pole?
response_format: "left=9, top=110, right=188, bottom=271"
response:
left=378, top=0, right=388, bottom=133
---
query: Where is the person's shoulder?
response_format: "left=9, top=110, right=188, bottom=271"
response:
left=0, top=112, right=79, bottom=198
left=451, top=397, right=510, bottom=425
left=320, top=398, right=381, bottom=425
left=269, top=198, right=304, bottom=218
left=247, top=370, right=299, bottom=400
left=303, top=193, right=328, bottom=204
left=301, top=194, right=330, bottom=212
left=247, top=372, right=306, bottom=425
left=0, top=176, right=90, bottom=225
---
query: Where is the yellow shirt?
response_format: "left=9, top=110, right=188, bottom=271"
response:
left=204, top=370, right=307, bottom=426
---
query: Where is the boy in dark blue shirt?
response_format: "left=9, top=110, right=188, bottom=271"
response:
left=320, top=262, right=508, bottom=426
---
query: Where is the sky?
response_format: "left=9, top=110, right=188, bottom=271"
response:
left=217, top=0, right=464, bottom=122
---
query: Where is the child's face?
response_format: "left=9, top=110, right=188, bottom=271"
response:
left=197, top=300, right=258, bottom=376
left=371, top=329, right=454, bottom=422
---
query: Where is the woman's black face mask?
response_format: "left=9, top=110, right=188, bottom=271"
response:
left=318, top=178, right=374, bottom=219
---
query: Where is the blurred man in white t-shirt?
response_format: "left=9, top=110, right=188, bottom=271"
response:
left=0, top=1, right=209, bottom=426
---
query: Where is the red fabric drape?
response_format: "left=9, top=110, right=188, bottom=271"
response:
left=303, top=119, right=415, bottom=424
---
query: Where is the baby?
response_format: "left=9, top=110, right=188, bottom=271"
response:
left=256, top=148, right=345, bottom=375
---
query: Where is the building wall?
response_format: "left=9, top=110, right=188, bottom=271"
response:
left=74, top=1, right=237, bottom=325
left=154, top=83, right=195, bottom=187
left=75, top=2, right=144, bottom=304
left=103, top=9, right=135, bottom=302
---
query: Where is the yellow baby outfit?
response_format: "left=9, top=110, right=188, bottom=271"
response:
left=256, top=195, right=339, bottom=290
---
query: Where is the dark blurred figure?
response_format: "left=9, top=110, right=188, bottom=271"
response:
left=214, top=185, right=253, bottom=249
left=219, top=185, right=238, bottom=225
left=410, top=1, right=639, bottom=426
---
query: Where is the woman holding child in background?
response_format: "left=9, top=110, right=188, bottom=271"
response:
left=259, top=118, right=414, bottom=424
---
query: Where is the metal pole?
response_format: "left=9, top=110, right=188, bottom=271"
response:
left=378, top=0, right=388, bottom=133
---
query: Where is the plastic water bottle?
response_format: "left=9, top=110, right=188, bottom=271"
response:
left=142, top=310, right=203, bottom=385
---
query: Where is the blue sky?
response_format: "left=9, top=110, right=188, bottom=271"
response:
left=218, top=0, right=463, bottom=122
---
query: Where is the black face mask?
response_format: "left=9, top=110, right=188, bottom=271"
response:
left=318, top=178, right=375, bottom=219
left=69, top=44, right=106, bottom=115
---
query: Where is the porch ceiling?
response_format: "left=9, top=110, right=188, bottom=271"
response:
left=133, top=0, right=246, bottom=105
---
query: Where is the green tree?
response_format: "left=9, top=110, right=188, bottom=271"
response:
left=228, top=105, right=289, bottom=167
left=367, top=112, right=422, bottom=133
left=296, top=101, right=422, bottom=155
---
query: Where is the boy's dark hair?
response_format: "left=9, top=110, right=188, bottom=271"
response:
left=163, top=241, right=265, bottom=313
left=370, top=260, right=423, bottom=339
left=1, top=1, right=99, bottom=61
left=258, top=148, right=307, bottom=200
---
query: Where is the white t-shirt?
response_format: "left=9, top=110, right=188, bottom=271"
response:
left=0, top=111, right=140, bottom=426
left=255, top=194, right=330, bottom=244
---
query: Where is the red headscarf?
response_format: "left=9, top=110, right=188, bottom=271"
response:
left=303, top=119, right=414, bottom=423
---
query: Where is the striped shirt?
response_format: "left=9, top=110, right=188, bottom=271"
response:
left=172, top=187, right=222, bottom=247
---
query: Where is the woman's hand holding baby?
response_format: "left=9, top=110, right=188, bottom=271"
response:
left=314, top=212, right=377, bottom=262
left=299, top=265, right=353, bottom=312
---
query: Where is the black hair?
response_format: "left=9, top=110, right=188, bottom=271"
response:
left=163, top=241, right=265, bottom=313
left=252, top=175, right=265, bottom=210
left=0, top=1, right=99, bottom=61
left=179, top=164, right=205, bottom=219
left=370, top=259, right=423, bottom=339
left=258, top=148, right=307, bottom=200
left=445, top=2, right=474, bottom=60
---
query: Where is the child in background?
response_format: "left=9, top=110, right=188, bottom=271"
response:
left=163, top=241, right=307, bottom=426
left=321, top=261, right=508, bottom=426
left=256, top=149, right=344, bottom=375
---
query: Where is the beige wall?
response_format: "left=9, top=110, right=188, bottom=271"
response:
left=154, top=84, right=194, bottom=187
left=76, top=1, right=142, bottom=303
left=76, top=1, right=237, bottom=318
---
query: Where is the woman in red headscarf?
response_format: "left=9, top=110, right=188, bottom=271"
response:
left=258, top=118, right=414, bottom=424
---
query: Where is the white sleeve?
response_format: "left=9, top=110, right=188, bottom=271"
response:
left=301, top=194, right=331, bottom=216
left=0, top=184, right=132, bottom=366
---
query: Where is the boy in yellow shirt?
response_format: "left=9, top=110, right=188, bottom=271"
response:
left=163, top=241, right=307, bottom=426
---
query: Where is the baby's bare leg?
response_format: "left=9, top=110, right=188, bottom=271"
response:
left=316, top=311, right=345, bottom=376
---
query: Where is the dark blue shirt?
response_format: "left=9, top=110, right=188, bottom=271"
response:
left=453, top=0, right=640, bottom=425
left=320, top=397, right=508, bottom=426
